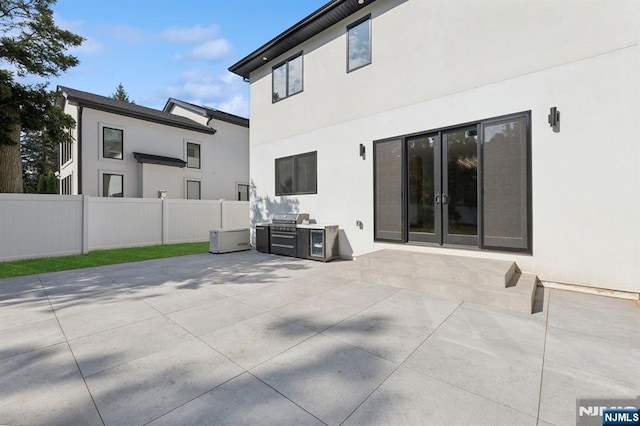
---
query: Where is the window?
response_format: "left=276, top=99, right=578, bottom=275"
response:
left=186, top=142, right=201, bottom=169
left=60, top=140, right=72, bottom=165
left=275, top=151, right=317, bottom=196
left=103, top=127, right=123, bottom=159
left=103, top=173, right=123, bottom=197
left=272, top=53, right=303, bottom=102
left=347, top=15, right=371, bottom=72
left=61, top=174, right=73, bottom=195
left=186, top=180, right=201, bottom=200
left=237, top=183, right=249, bottom=201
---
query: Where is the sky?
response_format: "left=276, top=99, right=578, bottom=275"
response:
left=45, top=0, right=329, bottom=118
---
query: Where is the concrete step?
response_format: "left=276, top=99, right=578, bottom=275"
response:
left=344, top=249, right=537, bottom=314
left=351, top=250, right=517, bottom=288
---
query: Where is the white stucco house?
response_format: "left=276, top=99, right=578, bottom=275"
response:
left=57, top=86, right=249, bottom=201
left=229, top=0, right=640, bottom=295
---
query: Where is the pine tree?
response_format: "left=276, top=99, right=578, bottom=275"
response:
left=112, top=83, right=132, bottom=103
left=21, top=130, right=58, bottom=193
left=0, top=0, right=83, bottom=193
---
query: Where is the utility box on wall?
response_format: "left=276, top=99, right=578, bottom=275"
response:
left=209, top=228, right=250, bottom=254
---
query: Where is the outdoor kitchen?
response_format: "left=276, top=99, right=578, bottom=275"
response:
left=256, top=213, right=339, bottom=262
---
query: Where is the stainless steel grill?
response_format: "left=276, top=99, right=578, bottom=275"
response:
left=269, top=213, right=309, bottom=256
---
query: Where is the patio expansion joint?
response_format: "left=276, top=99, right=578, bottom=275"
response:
left=340, top=299, right=465, bottom=425
left=535, top=287, right=551, bottom=425
left=37, top=275, right=106, bottom=426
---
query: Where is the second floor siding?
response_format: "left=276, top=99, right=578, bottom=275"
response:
left=249, top=0, right=640, bottom=147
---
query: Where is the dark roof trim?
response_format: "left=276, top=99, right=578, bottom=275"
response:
left=229, top=0, right=376, bottom=79
left=58, top=86, right=216, bottom=135
left=133, top=152, right=187, bottom=168
left=164, top=98, right=249, bottom=128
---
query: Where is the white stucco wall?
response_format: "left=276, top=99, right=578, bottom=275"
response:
left=67, top=108, right=248, bottom=200
left=166, top=104, right=209, bottom=127
left=58, top=102, right=80, bottom=193
left=248, top=0, right=640, bottom=292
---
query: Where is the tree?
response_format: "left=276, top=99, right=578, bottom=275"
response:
left=21, top=130, right=58, bottom=192
left=112, top=83, right=133, bottom=103
left=36, top=169, right=57, bottom=193
left=0, top=0, right=83, bottom=193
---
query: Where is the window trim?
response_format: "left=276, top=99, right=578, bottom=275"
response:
left=185, top=141, right=201, bottom=169
left=346, top=14, right=372, bottom=73
left=275, top=151, right=317, bottom=196
left=185, top=179, right=202, bottom=200
left=100, top=171, right=124, bottom=198
left=101, top=125, right=124, bottom=160
left=272, top=51, right=304, bottom=103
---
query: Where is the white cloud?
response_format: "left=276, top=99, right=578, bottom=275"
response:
left=107, top=24, right=149, bottom=44
left=217, top=94, right=249, bottom=117
left=185, top=39, right=231, bottom=60
left=53, top=14, right=85, bottom=33
left=160, top=24, right=220, bottom=43
left=71, top=37, right=104, bottom=55
left=164, top=69, right=249, bottom=117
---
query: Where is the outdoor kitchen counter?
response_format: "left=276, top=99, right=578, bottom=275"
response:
left=296, top=224, right=338, bottom=229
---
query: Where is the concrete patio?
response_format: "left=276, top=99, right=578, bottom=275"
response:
left=0, top=250, right=638, bottom=425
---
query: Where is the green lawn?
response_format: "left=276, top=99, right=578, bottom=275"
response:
left=0, top=242, right=210, bottom=279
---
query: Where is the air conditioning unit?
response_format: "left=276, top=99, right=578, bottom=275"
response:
left=209, top=228, right=250, bottom=254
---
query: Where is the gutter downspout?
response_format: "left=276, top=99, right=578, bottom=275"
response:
left=77, top=105, right=83, bottom=194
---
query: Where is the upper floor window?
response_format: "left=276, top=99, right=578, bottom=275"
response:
left=186, top=142, right=201, bottom=169
left=60, top=140, right=72, bottom=165
left=275, top=151, right=317, bottom=196
left=347, top=15, right=371, bottom=72
left=272, top=52, right=303, bottom=102
left=103, top=127, right=123, bottom=160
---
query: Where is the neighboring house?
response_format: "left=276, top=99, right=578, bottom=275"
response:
left=229, top=0, right=640, bottom=294
left=163, top=98, right=251, bottom=200
left=57, top=86, right=249, bottom=200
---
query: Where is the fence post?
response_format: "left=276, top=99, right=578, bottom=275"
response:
left=220, top=199, right=224, bottom=229
left=82, top=194, right=90, bottom=254
left=162, top=198, right=168, bottom=245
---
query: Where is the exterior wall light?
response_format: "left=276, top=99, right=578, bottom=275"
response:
left=359, top=143, right=366, bottom=159
left=548, top=106, right=560, bottom=132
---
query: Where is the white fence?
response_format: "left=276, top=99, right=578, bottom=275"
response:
left=0, top=194, right=250, bottom=262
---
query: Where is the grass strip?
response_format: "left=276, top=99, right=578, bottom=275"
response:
left=0, top=242, right=209, bottom=279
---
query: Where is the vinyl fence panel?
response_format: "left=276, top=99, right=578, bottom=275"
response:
left=221, top=201, right=250, bottom=229
left=0, top=196, right=250, bottom=261
left=88, top=197, right=163, bottom=250
left=166, top=199, right=222, bottom=244
left=0, top=194, right=84, bottom=261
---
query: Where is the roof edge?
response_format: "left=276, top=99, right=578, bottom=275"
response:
left=164, top=98, right=250, bottom=128
left=58, top=86, right=217, bottom=135
left=229, top=0, right=374, bottom=79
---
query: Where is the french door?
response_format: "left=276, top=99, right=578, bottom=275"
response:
left=374, top=112, right=530, bottom=252
left=407, top=126, right=478, bottom=246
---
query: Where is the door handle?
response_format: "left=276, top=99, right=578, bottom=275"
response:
left=442, top=194, right=449, bottom=205
left=435, top=194, right=440, bottom=205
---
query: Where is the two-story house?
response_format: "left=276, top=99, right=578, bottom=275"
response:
left=229, top=0, right=640, bottom=295
left=57, top=86, right=249, bottom=200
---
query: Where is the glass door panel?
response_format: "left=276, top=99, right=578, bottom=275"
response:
left=443, top=127, right=478, bottom=246
left=374, top=138, right=404, bottom=241
left=482, top=115, right=529, bottom=250
left=408, top=134, right=439, bottom=243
